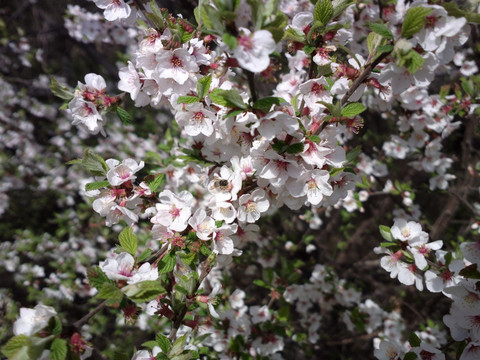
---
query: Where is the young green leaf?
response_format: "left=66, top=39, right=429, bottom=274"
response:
left=1, top=335, right=29, bottom=358
left=408, top=332, right=421, bottom=348
left=341, top=102, right=367, bottom=117
left=314, top=0, right=334, bottom=25
left=116, top=107, right=132, bottom=125
left=87, top=266, right=114, bottom=289
left=197, top=75, right=212, bottom=99
left=50, top=77, right=74, bottom=101
left=367, top=22, right=394, bottom=39
left=156, top=333, right=172, bottom=354
left=222, top=32, right=238, bottom=49
left=403, top=352, right=418, bottom=360
left=209, top=89, right=247, bottom=109
left=177, top=96, right=200, bottom=104
left=96, top=282, right=124, bottom=300
left=158, top=251, right=177, bottom=274
left=82, top=149, right=109, bottom=177
left=119, top=227, right=137, bottom=256
left=85, top=180, right=110, bottom=192
left=379, top=225, right=394, bottom=242
left=252, top=96, right=288, bottom=113
left=401, top=7, right=432, bottom=39
left=50, top=338, right=67, bottom=360
left=285, top=142, right=305, bottom=154
left=147, top=174, right=165, bottom=192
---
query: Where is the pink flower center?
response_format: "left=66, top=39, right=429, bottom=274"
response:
left=238, top=35, right=254, bottom=51
left=440, top=268, right=453, bottom=282
left=311, top=82, right=325, bottom=95
left=193, top=111, right=205, bottom=122
left=170, top=55, right=183, bottom=68
left=169, top=204, right=181, bottom=218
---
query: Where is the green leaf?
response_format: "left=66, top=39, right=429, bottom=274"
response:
left=169, top=334, right=187, bottom=357
left=156, top=333, right=172, bottom=354
left=367, top=22, right=393, bottom=39
left=380, top=241, right=398, bottom=248
left=178, top=252, right=197, bottom=266
left=147, top=174, right=165, bottom=192
left=379, top=225, right=394, bottom=242
left=403, top=351, right=418, bottom=360
left=224, top=109, right=245, bottom=119
left=119, top=227, right=137, bottom=256
left=197, top=75, right=212, bottom=99
left=341, top=103, right=366, bottom=117
left=252, top=96, right=287, bottom=113
left=222, top=32, right=238, bottom=49
left=50, top=77, right=74, bottom=101
left=376, top=44, right=394, bottom=55
left=116, top=107, right=132, bottom=125
left=2, top=335, right=29, bottom=358
left=332, top=0, right=354, bottom=18
left=96, top=282, right=124, bottom=300
left=158, top=251, right=176, bottom=274
left=277, top=306, right=290, bottom=322
left=82, top=149, right=108, bottom=177
left=282, top=27, right=305, bottom=42
left=148, top=0, right=166, bottom=29
left=400, top=49, right=425, bottom=74
left=138, top=249, right=153, bottom=263
left=177, top=96, right=200, bottom=104
left=49, top=317, right=62, bottom=336
left=442, top=2, right=480, bottom=23
left=85, top=180, right=110, bottom=192
left=346, top=145, right=361, bottom=163
left=459, top=264, right=480, bottom=279
left=122, top=280, right=165, bottom=303
left=87, top=266, right=113, bottom=289
left=114, top=352, right=130, bottom=360
left=314, top=0, right=334, bottom=25
left=209, top=89, right=247, bottom=109
left=271, top=140, right=288, bottom=153
left=285, top=142, right=304, bottom=154
left=203, top=4, right=225, bottom=33
left=141, top=341, right=159, bottom=350
left=401, top=7, right=432, bottom=39
left=408, top=332, right=421, bottom=347
left=367, top=31, right=384, bottom=56
left=461, top=78, right=475, bottom=97
left=50, top=338, right=67, bottom=360
left=181, top=31, right=194, bottom=43
left=308, top=135, right=321, bottom=143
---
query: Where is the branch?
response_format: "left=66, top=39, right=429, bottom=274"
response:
left=430, top=115, right=478, bottom=240
left=245, top=70, right=258, bottom=103
left=315, top=50, right=391, bottom=135
left=340, top=51, right=390, bottom=107
left=168, top=256, right=215, bottom=341
left=73, top=300, right=108, bottom=329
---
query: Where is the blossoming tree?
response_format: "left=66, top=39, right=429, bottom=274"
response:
left=1, top=0, right=480, bottom=359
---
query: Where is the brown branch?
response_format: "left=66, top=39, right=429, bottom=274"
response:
left=168, top=256, right=215, bottom=341
left=315, top=50, right=391, bottom=135
left=246, top=70, right=258, bottom=103
left=73, top=300, right=108, bottom=329
left=325, top=330, right=380, bottom=346
left=429, top=115, right=477, bottom=240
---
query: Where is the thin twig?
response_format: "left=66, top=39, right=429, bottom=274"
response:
left=168, top=257, right=214, bottom=341
left=73, top=300, right=108, bottom=329
left=314, top=50, right=391, bottom=135
left=246, top=70, right=258, bottom=103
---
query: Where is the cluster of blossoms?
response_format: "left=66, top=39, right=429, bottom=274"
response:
left=65, top=4, right=138, bottom=45
left=375, top=220, right=480, bottom=360
left=2, top=0, right=480, bottom=358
